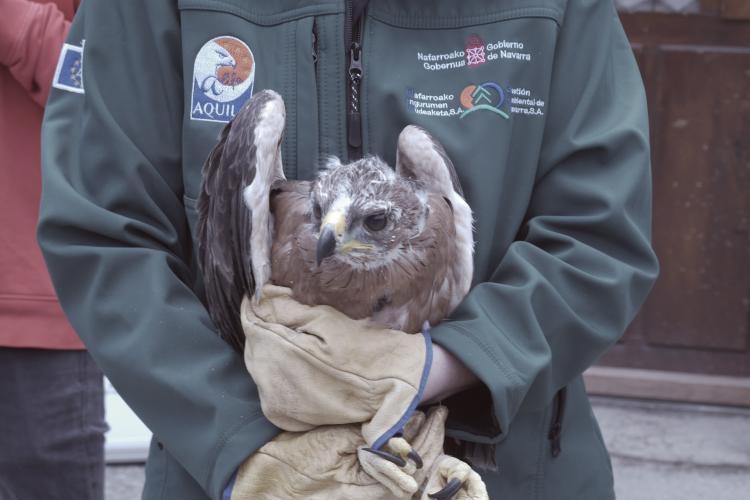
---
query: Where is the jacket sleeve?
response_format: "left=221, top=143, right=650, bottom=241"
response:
left=430, top=0, right=659, bottom=442
left=37, top=2, right=277, bottom=498
left=0, top=0, right=72, bottom=106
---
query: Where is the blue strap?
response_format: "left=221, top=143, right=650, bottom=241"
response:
left=371, top=328, right=433, bottom=450
left=222, top=470, right=238, bottom=500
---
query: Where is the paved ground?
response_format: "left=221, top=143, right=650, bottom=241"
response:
left=105, top=397, right=750, bottom=499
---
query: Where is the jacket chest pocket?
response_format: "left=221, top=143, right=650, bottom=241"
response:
left=177, top=0, right=341, bottom=206
left=361, top=6, right=561, bottom=219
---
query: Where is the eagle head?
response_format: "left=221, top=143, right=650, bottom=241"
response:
left=311, top=156, right=429, bottom=268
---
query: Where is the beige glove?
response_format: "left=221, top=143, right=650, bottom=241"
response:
left=230, top=407, right=488, bottom=500
left=359, top=406, right=489, bottom=500
left=241, top=285, right=431, bottom=450
left=229, top=423, right=398, bottom=500
left=419, top=456, right=489, bottom=500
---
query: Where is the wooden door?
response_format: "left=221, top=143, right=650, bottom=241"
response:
left=588, top=3, right=750, bottom=406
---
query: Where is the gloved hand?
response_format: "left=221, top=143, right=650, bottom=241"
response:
left=359, top=406, right=488, bottom=500
left=228, top=407, right=489, bottom=500
left=241, top=284, right=432, bottom=451
left=228, top=420, right=403, bottom=499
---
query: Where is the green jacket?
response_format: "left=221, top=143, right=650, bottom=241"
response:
left=38, top=0, right=658, bottom=499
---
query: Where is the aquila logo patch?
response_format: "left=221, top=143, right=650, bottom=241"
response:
left=191, top=36, right=255, bottom=123
left=52, top=42, right=84, bottom=94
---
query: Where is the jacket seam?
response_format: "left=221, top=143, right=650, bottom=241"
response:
left=178, top=0, right=341, bottom=26
left=316, top=17, right=324, bottom=167
left=364, top=20, right=373, bottom=157
left=449, top=322, right=525, bottom=414
left=334, top=15, right=345, bottom=160
left=206, top=408, right=264, bottom=492
left=159, top=443, right=170, bottom=500
left=472, top=290, right=531, bottom=358
left=289, top=22, right=298, bottom=178
left=367, top=7, right=563, bottom=30
left=533, top=404, right=551, bottom=500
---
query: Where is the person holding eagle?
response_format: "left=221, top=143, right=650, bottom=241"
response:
left=38, top=0, right=659, bottom=499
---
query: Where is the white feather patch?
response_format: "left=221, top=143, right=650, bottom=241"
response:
left=396, top=125, right=475, bottom=311
left=242, top=92, right=286, bottom=300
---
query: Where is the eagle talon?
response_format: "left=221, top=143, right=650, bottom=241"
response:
left=408, top=449, right=424, bottom=469
left=428, top=478, right=464, bottom=499
left=361, top=447, right=407, bottom=468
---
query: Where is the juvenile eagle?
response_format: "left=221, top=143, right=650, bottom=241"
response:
left=197, top=90, right=473, bottom=352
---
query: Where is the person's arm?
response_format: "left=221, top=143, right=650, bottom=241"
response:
left=0, top=0, right=72, bottom=106
left=422, top=344, right=478, bottom=405
left=430, top=0, right=659, bottom=442
left=37, top=2, right=276, bottom=498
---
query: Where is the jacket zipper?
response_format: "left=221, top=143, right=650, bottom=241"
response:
left=548, top=387, right=567, bottom=457
left=312, top=19, right=319, bottom=65
left=346, top=0, right=365, bottom=160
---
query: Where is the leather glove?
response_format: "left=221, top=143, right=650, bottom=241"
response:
left=241, top=284, right=432, bottom=450
left=228, top=422, right=402, bottom=500
left=359, top=406, right=489, bottom=500
left=228, top=407, right=488, bottom=500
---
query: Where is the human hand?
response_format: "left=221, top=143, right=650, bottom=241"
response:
left=227, top=422, right=400, bottom=499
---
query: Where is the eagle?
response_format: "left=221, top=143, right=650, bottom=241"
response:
left=193, top=41, right=237, bottom=97
left=196, top=90, right=474, bottom=352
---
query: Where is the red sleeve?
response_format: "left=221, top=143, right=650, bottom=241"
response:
left=0, top=0, right=72, bottom=106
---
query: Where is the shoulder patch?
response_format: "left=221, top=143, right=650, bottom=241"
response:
left=52, top=42, right=84, bottom=94
left=191, top=36, right=255, bottom=123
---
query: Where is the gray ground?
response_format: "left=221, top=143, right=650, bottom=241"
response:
left=105, top=397, right=750, bottom=500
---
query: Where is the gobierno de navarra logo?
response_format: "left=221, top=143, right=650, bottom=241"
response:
left=191, top=36, right=255, bottom=123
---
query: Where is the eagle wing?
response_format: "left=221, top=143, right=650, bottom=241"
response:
left=395, top=125, right=475, bottom=320
left=196, top=90, right=286, bottom=351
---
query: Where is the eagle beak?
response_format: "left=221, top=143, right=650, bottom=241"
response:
left=316, top=224, right=337, bottom=266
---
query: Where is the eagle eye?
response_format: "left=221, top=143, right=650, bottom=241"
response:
left=364, top=212, right=387, bottom=232
left=312, top=202, right=322, bottom=220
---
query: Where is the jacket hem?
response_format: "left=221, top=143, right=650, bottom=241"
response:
left=207, top=409, right=279, bottom=500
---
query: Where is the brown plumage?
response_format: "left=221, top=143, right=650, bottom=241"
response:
left=197, top=90, right=474, bottom=350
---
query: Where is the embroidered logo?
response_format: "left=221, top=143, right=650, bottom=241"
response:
left=190, top=36, right=255, bottom=123
left=417, top=36, right=530, bottom=72
left=52, top=42, right=84, bottom=94
left=406, top=84, right=544, bottom=120
left=459, top=83, right=509, bottom=119
left=465, top=35, right=486, bottom=67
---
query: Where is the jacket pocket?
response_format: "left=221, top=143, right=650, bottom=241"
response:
left=361, top=4, right=563, bottom=173
left=547, top=387, right=567, bottom=457
left=177, top=0, right=334, bottom=199
left=360, top=6, right=562, bottom=277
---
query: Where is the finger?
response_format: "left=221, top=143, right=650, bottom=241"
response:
left=401, top=410, right=427, bottom=441
left=359, top=448, right=418, bottom=498
left=432, top=457, right=489, bottom=500
left=460, top=469, right=490, bottom=500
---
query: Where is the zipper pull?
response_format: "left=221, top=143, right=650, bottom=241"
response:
left=548, top=387, right=567, bottom=458
left=312, top=20, right=319, bottom=64
left=348, top=42, right=363, bottom=149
